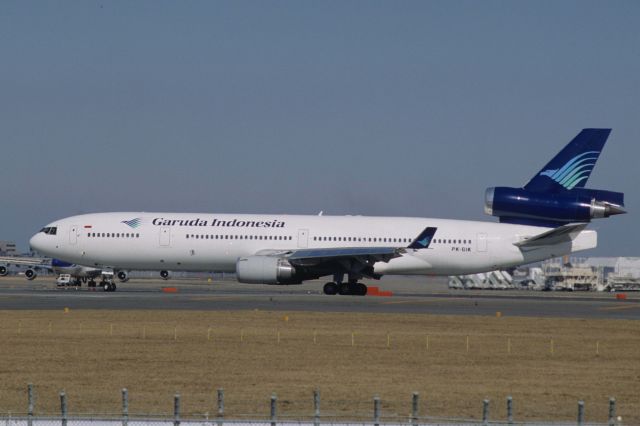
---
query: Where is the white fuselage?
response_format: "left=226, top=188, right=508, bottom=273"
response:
left=29, top=212, right=597, bottom=278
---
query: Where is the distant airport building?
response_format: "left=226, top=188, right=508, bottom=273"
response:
left=583, top=257, right=640, bottom=278
left=0, top=241, right=17, bottom=256
left=450, top=257, right=640, bottom=291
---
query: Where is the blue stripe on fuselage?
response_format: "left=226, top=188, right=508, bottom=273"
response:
left=52, top=258, right=74, bottom=268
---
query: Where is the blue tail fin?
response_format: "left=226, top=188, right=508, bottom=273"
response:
left=524, top=129, right=611, bottom=193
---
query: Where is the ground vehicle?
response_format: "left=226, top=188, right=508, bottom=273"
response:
left=56, top=274, right=81, bottom=288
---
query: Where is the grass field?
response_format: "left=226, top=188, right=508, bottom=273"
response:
left=0, top=310, right=638, bottom=424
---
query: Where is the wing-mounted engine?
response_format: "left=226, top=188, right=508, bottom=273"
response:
left=0, top=265, right=8, bottom=276
left=24, top=268, right=37, bottom=280
left=117, top=271, right=130, bottom=283
left=485, top=187, right=626, bottom=225
left=236, top=256, right=301, bottom=285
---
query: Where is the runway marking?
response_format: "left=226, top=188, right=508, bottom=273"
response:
left=188, top=296, right=250, bottom=302
left=380, top=298, right=469, bottom=305
left=597, top=304, right=640, bottom=312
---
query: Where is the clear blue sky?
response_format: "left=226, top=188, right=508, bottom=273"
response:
left=1, top=1, right=638, bottom=256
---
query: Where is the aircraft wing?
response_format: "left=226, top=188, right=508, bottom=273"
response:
left=286, top=246, right=404, bottom=279
left=252, top=227, right=436, bottom=279
left=254, top=227, right=437, bottom=267
left=514, top=223, right=588, bottom=248
left=286, top=247, right=404, bottom=267
left=0, top=256, right=51, bottom=267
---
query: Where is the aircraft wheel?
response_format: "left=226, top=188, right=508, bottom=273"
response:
left=356, top=283, right=368, bottom=296
left=88, top=280, right=96, bottom=288
left=102, top=282, right=110, bottom=292
left=110, top=282, right=117, bottom=292
left=338, top=282, right=351, bottom=295
left=323, top=282, right=338, bottom=295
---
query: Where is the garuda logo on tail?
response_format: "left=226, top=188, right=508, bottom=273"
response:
left=539, top=150, right=601, bottom=190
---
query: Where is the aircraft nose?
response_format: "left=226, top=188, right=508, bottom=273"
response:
left=29, top=233, right=44, bottom=253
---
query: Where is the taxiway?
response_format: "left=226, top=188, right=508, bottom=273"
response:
left=0, top=277, right=638, bottom=319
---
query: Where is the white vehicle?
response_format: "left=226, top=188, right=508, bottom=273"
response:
left=29, top=129, right=625, bottom=294
left=56, top=274, right=73, bottom=287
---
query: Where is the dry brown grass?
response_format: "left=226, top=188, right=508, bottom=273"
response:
left=0, top=310, right=638, bottom=423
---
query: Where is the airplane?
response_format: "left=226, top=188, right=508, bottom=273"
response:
left=29, top=129, right=625, bottom=294
left=0, top=255, right=132, bottom=287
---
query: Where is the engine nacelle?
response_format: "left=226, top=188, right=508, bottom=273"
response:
left=0, top=265, right=8, bottom=276
left=485, top=187, right=625, bottom=224
left=236, top=256, right=300, bottom=285
left=117, top=271, right=130, bottom=283
left=160, top=270, right=170, bottom=280
left=24, top=269, right=37, bottom=280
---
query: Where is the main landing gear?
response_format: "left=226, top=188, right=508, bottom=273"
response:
left=89, top=280, right=116, bottom=291
left=323, top=281, right=367, bottom=296
left=102, top=281, right=117, bottom=292
left=86, top=279, right=116, bottom=291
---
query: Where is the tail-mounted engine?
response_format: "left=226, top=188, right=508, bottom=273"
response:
left=485, top=187, right=625, bottom=225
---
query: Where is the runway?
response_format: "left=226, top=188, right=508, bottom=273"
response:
left=0, top=276, right=638, bottom=319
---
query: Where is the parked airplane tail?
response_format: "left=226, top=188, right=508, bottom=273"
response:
left=484, top=128, right=625, bottom=227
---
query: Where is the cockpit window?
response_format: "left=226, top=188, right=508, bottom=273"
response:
left=40, top=227, right=57, bottom=235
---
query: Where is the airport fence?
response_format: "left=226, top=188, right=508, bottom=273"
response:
left=0, top=386, right=622, bottom=426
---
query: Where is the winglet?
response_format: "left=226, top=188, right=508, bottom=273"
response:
left=408, top=227, right=437, bottom=249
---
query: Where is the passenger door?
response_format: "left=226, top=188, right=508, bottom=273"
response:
left=476, top=233, right=488, bottom=252
left=297, top=229, right=309, bottom=248
left=69, top=225, right=78, bottom=245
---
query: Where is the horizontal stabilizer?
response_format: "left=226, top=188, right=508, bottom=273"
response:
left=514, top=223, right=588, bottom=248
